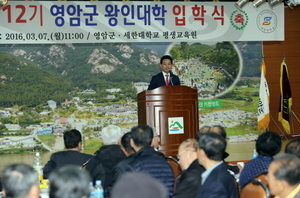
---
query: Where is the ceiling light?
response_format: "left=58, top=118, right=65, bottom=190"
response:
left=0, top=0, right=8, bottom=7
left=269, top=0, right=284, bottom=7
left=235, top=0, right=250, bottom=9
left=253, top=0, right=266, bottom=8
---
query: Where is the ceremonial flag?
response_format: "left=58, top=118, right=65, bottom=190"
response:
left=258, top=60, right=270, bottom=132
left=278, top=60, right=292, bottom=134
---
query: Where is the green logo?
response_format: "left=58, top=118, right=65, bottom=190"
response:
left=230, top=10, right=249, bottom=30
left=169, top=121, right=183, bottom=129
left=198, top=100, right=222, bottom=109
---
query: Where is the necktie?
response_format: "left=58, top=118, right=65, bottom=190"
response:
left=166, top=75, right=169, bottom=86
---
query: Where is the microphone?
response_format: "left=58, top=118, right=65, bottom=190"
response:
left=168, top=69, right=174, bottom=85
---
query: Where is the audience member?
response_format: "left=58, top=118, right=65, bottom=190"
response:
left=109, top=132, right=135, bottom=189
left=111, top=172, right=168, bottom=198
left=195, top=132, right=238, bottom=198
left=173, top=138, right=205, bottom=198
left=43, top=129, right=93, bottom=179
left=85, top=125, right=126, bottom=190
left=151, top=128, right=160, bottom=150
left=151, top=129, right=165, bottom=158
left=285, top=138, right=300, bottom=158
left=49, top=165, right=91, bottom=198
left=127, top=124, right=174, bottom=197
left=1, top=163, right=40, bottom=198
left=197, top=125, right=240, bottom=174
left=239, top=131, right=282, bottom=189
left=198, top=125, right=211, bottom=134
left=267, top=153, right=300, bottom=198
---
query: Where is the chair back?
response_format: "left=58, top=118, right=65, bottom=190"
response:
left=240, top=172, right=272, bottom=198
left=165, top=156, right=181, bottom=178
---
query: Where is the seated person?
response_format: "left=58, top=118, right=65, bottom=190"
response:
left=43, top=129, right=93, bottom=179
left=195, top=132, right=238, bottom=198
left=196, top=125, right=240, bottom=174
left=147, top=55, right=180, bottom=90
left=111, top=172, right=167, bottom=198
left=267, top=153, right=300, bottom=198
left=126, top=124, right=174, bottom=197
left=1, top=163, right=40, bottom=198
left=85, top=125, right=126, bottom=190
left=239, top=131, right=282, bottom=189
left=108, top=132, right=135, bottom=196
left=48, top=165, right=91, bottom=198
left=285, top=138, right=300, bottom=158
left=173, top=138, right=205, bottom=198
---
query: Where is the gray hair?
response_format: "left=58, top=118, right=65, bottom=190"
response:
left=101, top=125, right=123, bottom=145
left=111, top=172, right=167, bottom=198
left=273, top=153, right=300, bottom=186
left=49, top=165, right=91, bottom=198
left=1, top=163, right=38, bottom=198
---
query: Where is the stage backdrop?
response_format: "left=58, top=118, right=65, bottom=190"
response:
left=0, top=0, right=280, bottom=170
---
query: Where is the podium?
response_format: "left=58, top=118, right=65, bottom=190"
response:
left=137, top=85, right=199, bottom=156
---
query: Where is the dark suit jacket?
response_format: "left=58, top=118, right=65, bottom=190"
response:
left=173, top=159, right=205, bottom=198
left=43, top=150, right=93, bottom=179
left=148, top=72, right=180, bottom=90
left=195, top=162, right=238, bottom=198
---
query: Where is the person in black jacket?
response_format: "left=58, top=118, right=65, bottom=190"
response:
left=127, top=124, right=174, bottom=198
left=43, top=129, right=93, bottom=179
left=85, top=125, right=126, bottom=193
left=147, top=55, right=180, bottom=90
left=173, top=138, right=205, bottom=198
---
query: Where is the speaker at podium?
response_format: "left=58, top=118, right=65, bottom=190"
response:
left=137, top=85, right=199, bottom=156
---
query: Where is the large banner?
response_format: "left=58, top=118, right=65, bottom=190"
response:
left=0, top=1, right=284, bottom=44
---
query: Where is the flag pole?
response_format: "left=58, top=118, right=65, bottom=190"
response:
left=270, top=114, right=288, bottom=140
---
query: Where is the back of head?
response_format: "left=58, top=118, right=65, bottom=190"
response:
left=102, top=125, right=122, bottom=145
left=208, top=125, right=226, bottom=139
left=111, top=172, right=167, bottom=198
left=121, top=132, right=134, bottom=154
left=256, top=131, right=282, bottom=156
left=1, top=163, right=38, bottom=198
left=64, top=129, right=82, bottom=149
left=285, top=138, right=300, bottom=158
left=49, top=165, right=91, bottom=198
left=196, top=126, right=211, bottom=140
left=180, top=138, right=199, bottom=151
left=198, top=132, right=227, bottom=161
left=131, top=124, right=153, bottom=147
left=160, top=55, right=173, bottom=64
left=272, top=153, right=300, bottom=186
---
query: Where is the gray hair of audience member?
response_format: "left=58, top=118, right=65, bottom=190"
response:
left=131, top=124, right=154, bottom=147
left=198, top=132, right=227, bottom=161
left=196, top=126, right=211, bottom=140
left=272, top=153, right=300, bottom=186
left=101, top=125, right=123, bottom=145
left=285, top=138, right=300, bottom=159
left=49, top=165, right=91, bottom=198
left=1, top=163, right=39, bottom=198
left=208, top=125, right=227, bottom=139
left=111, top=172, right=167, bottom=198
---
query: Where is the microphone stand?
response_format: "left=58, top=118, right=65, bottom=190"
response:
left=168, top=69, right=174, bottom=86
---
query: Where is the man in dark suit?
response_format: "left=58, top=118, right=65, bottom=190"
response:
left=173, top=138, right=205, bottom=198
left=147, top=55, right=180, bottom=90
left=195, top=132, right=238, bottom=198
left=43, top=129, right=93, bottom=179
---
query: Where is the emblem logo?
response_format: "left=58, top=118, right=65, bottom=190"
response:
left=256, top=10, right=277, bottom=33
left=230, top=10, right=249, bottom=30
